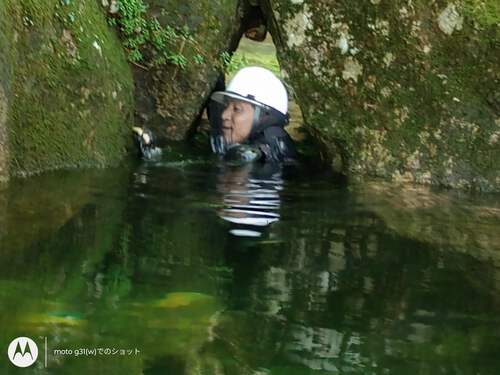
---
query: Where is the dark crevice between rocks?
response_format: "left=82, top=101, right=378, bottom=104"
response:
left=123, top=0, right=245, bottom=142
left=186, top=0, right=268, bottom=151
left=187, top=0, right=268, bottom=142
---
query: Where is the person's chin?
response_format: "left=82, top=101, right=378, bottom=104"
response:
left=222, top=133, right=234, bottom=144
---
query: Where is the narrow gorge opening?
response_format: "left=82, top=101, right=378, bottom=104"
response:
left=227, top=34, right=306, bottom=143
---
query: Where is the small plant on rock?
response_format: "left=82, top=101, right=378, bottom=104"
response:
left=106, top=0, right=202, bottom=69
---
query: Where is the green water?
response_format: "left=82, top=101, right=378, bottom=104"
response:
left=1, top=149, right=500, bottom=374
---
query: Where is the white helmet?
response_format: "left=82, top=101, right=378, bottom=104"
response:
left=211, top=66, right=288, bottom=115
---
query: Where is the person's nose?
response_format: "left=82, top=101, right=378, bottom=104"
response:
left=221, top=105, right=232, bottom=123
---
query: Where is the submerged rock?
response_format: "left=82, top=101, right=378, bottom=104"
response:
left=356, top=181, right=500, bottom=268
left=261, top=0, right=500, bottom=191
left=153, top=292, right=215, bottom=309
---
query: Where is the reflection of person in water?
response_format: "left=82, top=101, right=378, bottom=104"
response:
left=216, top=162, right=284, bottom=237
left=209, top=66, right=297, bottom=164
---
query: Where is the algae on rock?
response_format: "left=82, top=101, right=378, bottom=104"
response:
left=0, top=0, right=134, bottom=178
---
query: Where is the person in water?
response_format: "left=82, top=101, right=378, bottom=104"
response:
left=208, top=66, right=297, bottom=164
left=134, top=66, right=296, bottom=164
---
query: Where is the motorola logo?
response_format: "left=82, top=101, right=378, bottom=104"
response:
left=7, top=337, right=38, bottom=368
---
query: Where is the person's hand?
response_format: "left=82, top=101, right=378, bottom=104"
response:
left=132, top=127, right=162, bottom=160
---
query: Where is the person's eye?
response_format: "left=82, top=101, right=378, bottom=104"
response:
left=234, top=105, right=243, bottom=113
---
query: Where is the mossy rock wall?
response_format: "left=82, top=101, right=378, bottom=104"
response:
left=261, top=0, right=500, bottom=191
left=131, top=0, right=243, bottom=140
left=0, top=1, right=13, bottom=182
left=0, top=0, right=134, bottom=178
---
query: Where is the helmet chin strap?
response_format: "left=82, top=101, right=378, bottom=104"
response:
left=251, top=105, right=262, bottom=134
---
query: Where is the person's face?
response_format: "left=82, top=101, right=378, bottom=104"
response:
left=221, top=100, right=254, bottom=144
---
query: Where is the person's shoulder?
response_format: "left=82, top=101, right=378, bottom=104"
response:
left=263, top=126, right=289, bottom=139
left=257, top=126, right=297, bottom=162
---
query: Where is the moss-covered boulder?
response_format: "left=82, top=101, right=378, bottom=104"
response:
left=0, top=0, right=134, bottom=179
left=111, top=0, right=244, bottom=140
left=0, top=1, right=13, bottom=182
left=261, top=0, right=500, bottom=191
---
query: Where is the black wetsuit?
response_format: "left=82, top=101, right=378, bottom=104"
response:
left=247, top=124, right=297, bottom=163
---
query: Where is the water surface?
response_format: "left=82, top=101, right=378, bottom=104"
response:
left=1, top=150, right=500, bottom=374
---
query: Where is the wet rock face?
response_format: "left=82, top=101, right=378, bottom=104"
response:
left=0, top=0, right=134, bottom=178
left=0, top=86, right=7, bottom=183
left=262, top=0, right=500, bottom=191
left=133, top=0, right=243, bottom=140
